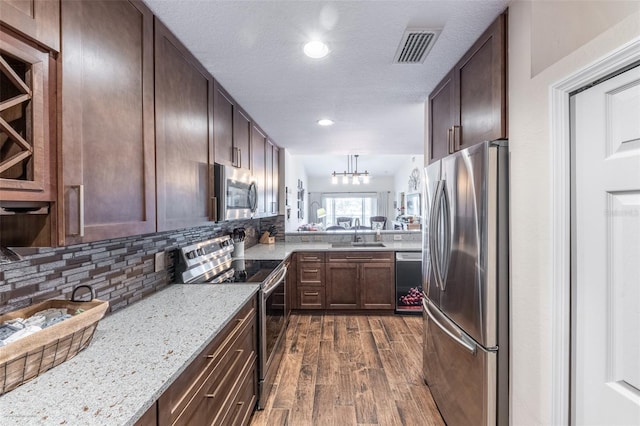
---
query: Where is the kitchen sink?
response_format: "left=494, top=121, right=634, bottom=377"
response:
left=331, top=242, right=386, bottom=248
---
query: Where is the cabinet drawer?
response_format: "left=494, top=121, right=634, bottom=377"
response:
left=158, top=296, right=257, bottom=425
left=219, top=360, right=258, bottom=426
left=172, top=313, right=257, bottom=425
left=297, top=286, right=325, bottom=309
left=327, top=251, right=394, bottom=262
left=297, top=264, right=324, bottom=286
left=297, top=252, right=325, bottom=263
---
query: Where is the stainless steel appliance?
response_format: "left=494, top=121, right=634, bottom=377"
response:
left=422, top=140, right=509, bottom=426
left=176, top=236, right=288, bottom=411
left=395, top=251, right=423, bottom=313
left=213, top=163, right=258, bottom=221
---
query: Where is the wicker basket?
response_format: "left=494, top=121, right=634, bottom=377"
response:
left=0, top=285, right=108, bottom=395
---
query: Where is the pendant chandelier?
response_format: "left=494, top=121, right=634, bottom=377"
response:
left=331, top=154, right=370, bottom=185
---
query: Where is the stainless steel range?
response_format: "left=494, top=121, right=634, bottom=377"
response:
left=176, top=235, right=288, bottom=410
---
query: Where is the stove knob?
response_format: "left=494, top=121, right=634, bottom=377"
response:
left=186, top=251, right=195, bottom=259
left=197, top=248, right=205, bottom=256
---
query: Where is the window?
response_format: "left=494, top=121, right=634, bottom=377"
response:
left=322, top=193, right=377, bottom=228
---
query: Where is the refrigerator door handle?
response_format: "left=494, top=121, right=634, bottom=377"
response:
left=440, top=184, right=451, bottom=292
left=423, top=297, right=476, bottom=355
left=429, top=180, right=445, bottom=289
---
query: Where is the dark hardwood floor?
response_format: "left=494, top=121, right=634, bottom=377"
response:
left=250, top=313, right=444, bottom=426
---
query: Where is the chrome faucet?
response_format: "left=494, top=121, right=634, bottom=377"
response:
left=353, top=218, right=362, bottom=242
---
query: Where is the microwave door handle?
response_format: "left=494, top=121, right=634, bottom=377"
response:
left=248, top=182, right=258, bottom=212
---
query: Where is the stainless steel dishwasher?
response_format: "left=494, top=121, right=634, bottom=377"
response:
left=395, top=251, right=423, bottom=314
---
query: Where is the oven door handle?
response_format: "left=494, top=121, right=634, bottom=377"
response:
left=263, top=265, right=287, bottom=296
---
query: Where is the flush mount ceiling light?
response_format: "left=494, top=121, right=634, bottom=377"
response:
left=331, top=154, right=370, bottom=185
left=317, top=119, right=334, bottom=126
left=304, top=40, right=329, bottom=59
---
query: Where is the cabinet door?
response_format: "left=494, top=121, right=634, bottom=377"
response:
left=0, top=27, right=54, bottom=201
left=428, top=69, right=455, bottom=164
left=251, top=124, right=266, bottom=216
left=454, top=13, right=506, bottom=150
left=360, top=262, right=395, bottom=310
left=234, top=108, right=251, bottom=171
left=60, top=0, right=155, bottom=244
left=326, top=263, right=359, bottom=309
left=0, top=0, right=60, bottom=51
left=213, top=83, right=234, bottom=167
left=265, top=140, right=274, bottom=215
left=155, top=18, right=214, bottom=231
left=273, top=145, right=280, bottom=215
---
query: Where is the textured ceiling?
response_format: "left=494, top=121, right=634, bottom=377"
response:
left=144, top=0, right=509, bottom=175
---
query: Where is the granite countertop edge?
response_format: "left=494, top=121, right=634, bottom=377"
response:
left=237, top=241, right=423, bottom=261
left=0, top=283, right=260, bottom=425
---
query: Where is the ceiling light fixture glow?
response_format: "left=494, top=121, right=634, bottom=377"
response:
left=304, top=40, right=329, bottom=59
left=317, top=119, right=334, bottom=126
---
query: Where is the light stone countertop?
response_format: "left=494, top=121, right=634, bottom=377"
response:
left=0, top=284, right=259, bottom=425
left=240, top=241, right=422, bottom=260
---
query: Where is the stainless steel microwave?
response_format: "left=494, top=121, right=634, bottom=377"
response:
left=214, top=163, right=258, bottom=221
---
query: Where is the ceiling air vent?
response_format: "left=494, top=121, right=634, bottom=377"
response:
left=393, top=29, right=441, bottom=64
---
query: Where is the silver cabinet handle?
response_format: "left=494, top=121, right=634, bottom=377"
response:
left=423, top=298, right=476, bottom=354
left=447, top=127, right=454, bottom=154
left=68, top=184, right=84, bottom=237
left=453, top=125, right=461, bottom=152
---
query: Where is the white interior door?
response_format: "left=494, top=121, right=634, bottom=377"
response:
left=573, top=64, right=640, bottom=425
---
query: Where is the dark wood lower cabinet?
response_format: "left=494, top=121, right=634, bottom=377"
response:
left=325, top=252, right=395, bottom=311
left=156, top=296, right=257, bottom=426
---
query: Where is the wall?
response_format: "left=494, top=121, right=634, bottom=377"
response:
left=0, top=216, right=284, bottom=316
left=283, top=151, right=309, bottom=232
left=393, top=155, right=425, bottom=215
left=508, top=2, right=640, bottom=424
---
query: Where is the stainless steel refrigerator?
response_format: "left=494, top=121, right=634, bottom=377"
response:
left=422, top=140, right=509, bottom=426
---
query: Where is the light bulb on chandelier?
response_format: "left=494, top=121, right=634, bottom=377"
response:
left=330, top=154, right=370, bottom=185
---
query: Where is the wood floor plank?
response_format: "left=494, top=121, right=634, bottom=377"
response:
left=311, top=384, right=336, bottom=426
left=366, top=367, right=403, bottom=426
left=250, top=313, right=444, bottom=426
left=380, top=314, right=411, bottom=342
left=288, top=363, right=317, bottom=425
left=321, top=315, right=335, bottom=341
left=359, top=331, right=383, bottom=369
left=351, top=367, right=378, bottom=424
left=316, top=339, right=336, bottom=385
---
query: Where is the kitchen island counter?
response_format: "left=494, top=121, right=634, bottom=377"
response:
left=0, top=284, right=259, bottom=425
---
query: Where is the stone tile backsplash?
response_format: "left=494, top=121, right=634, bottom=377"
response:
left=0, top=216, right=285, bottom=315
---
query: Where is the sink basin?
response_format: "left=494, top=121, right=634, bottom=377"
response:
left=331, top=242, right=386, bottom=248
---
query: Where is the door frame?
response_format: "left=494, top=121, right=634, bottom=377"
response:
left=550, top=37, right=640, bottom=425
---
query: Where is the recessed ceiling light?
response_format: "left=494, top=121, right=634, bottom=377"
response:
left=304, top=41, right=329, bottom=59
left=317, top=119, right=334, bottom=126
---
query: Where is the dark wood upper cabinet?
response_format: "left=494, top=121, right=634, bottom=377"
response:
left=251, top=124, right=266, bottom=217
left=272, top=144, right=280, bottom=215
left=213, top=82, right=251, bottom=171
left=265, top=140, right=274, bottom=214
left=455, top=12, right=507, bottom=150
left=0, top=0, right=60, bottom=52
left=154, top=17, right=214, bottom=231
left=0, top=26, right=55, bottom=202
left=428, top=12, right=506, bottom=163
left=428, top=70, right=455, bottom=164
left=60, top=0, right=156, bottom=245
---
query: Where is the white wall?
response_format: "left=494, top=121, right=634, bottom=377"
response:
left=508, top=2, right=640, bottom=424
left=283, top=151, right=309, bottom=232
left=393, top=155, right=425, bottom=217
